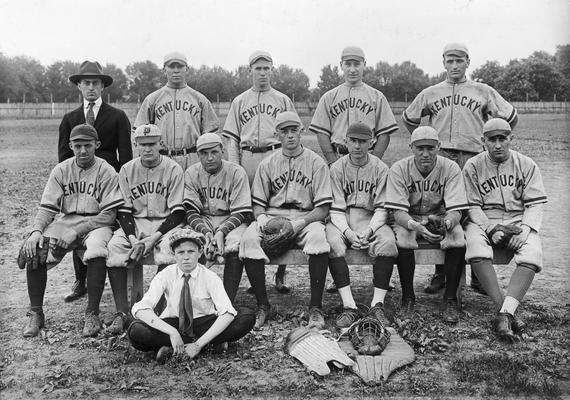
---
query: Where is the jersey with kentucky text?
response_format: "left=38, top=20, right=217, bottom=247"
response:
left=309, top=82, right=398, bottom=145
left=403, top=79, right=517, bottom=153
left=222, top=87, right=295, bottom=148
left=117, top=156, right=184, bottom=219
left=386, top=155, right=468, bottom=216
left=184, top=160, right=252, bottom=216
left=134, top=85, right=219, bottom=150
left=38, top=157, right=123, bottom=216
left=252, top=148, right=332, bottom=210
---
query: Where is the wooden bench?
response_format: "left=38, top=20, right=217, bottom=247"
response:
left=126, top=244, right=513, bottom=307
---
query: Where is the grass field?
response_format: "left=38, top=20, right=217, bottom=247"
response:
left=0, top=114, right=569, bottom=399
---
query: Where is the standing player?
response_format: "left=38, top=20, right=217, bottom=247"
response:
left=385, top=127, right=468, bottom=323
left=21, top=125, right=124, bottom=338
left=134, top=52, right=219, bottom=170
left=310, top=46, right=398, bottom=166
left=183, top=132, right=252, bottom=303
left=402, top=42, right=518, bottom=294
left=239, top=111, right=332, bottom=329
left=326, top=123, right=398, bottom=328
left=58, top=61, right=133, bottom=303
left=222, top=50, right=296, bottom=292
left=105, top=124, right=185, bottom=334
left=463, top=119, right=547, bottom=341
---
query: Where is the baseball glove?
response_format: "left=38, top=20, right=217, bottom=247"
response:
left=260, top=217, right=297, bottom=257
left=487, top=224, right=522, bottom=248
left=348, top=316, right=391, bottom=356
left=17, top=238, right=49, bottom=270
left=128, top=242, right=146, bottom=264
left=425, top=215, right=446, bottom=236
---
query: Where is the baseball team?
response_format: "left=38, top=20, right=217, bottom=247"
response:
left=18, top=43, right=546, bottom=363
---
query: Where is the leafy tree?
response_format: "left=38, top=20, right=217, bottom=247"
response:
left=44, top=60, right=82, bottom=102
left=125, top=60, right=163, bottom=102
left=11, top=56, right=47, bottom=102
left=496, top=59, right=538, bottom=101
left=555, top=44, right=570, bottom=99
left=272, top=65, right=310, bottom=102
left=102, top=63, right=128, bottom=102
left=525, top=51, right=565, bottom=100
left=188, top=65, right=234, bottom=102
left=232, top=64, right=252, bottom=97
left=0, top=53, right=21, bottom=102
left=316, top=64, right=343, bottom=96
left=471, top=61, right=505, bottom=87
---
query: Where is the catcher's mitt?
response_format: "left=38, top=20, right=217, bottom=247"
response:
left=128, top=242, right=146, bottom=264
left=260, top=217, right=297, bottom=257
left=425, top=215, right=446, bottom=236
left=487, top=224, right=522, bottom=248
left=17, top=238, right=49, bottom=270
left=349, top=316, right=391, bottom=356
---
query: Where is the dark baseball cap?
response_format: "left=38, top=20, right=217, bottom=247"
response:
left=70, top=124, right=98, bottom=141
left=346, top=122, right=373, bottom=140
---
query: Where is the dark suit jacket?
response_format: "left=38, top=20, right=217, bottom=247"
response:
left=58, top=102, right=133, bottom=171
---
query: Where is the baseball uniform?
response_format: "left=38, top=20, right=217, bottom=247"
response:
left=309, top=83, right=398, bottom=149
left=106, top=156, right=185, bottom=267
left=327, top=154, right=397, bottom=258
left=386, top=155, right=469, bottom=249
left=183, top=160, right=252, bottom=254
left=134, top=86, right=220, bottom=169
left=239, top=147, right=332, bottom=262
left=222, top=88, right=295, bottom=183
left=463, top=150, right=547, bottom=270
left=403, top=80, right=517, bottom=155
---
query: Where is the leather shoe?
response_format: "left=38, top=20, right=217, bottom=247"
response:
left=274, top=269, right=291, bottom=294
left=254, top=304, right=271, bottom=329
left=400, top=297, right=415, bottom=318
left=307, top=306, right=326, bottom=329
left=511, top=315, right=526, bottom=334
left=424, top=273, right=446, bottom=294
left=82, top=312, right=102, bottom=337
left=64, top=280, right=87, bottom=302
left=23, top=310, right=45, bottom=337
left=493, top=312, right=520, bottom=343
left=335, top=307, right=360, bottom=328
left=368, top=303, right=390, bottom=326
left=441, top=299, right=460, bottom=324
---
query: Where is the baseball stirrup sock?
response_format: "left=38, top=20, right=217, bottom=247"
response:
left=372, top=256, right=396, bottom=289
left=443, top=247, right=465, bottom=300
left=506, top=265, right=536, bottom=302
left=223, top=252, right=243, bottom=303
left=86, top=257, right=107, bottom=314
left=396, top=249, right=415, bottom=299
left=244, top=259, right=269, bottom=306
left=328, top=257, right=350, bottom=288
left=107, top=267, right=130, bottom=314
left=308, top=254, right=329, bottom=308
left=470, top=258, right=504, bottom=308
left=27, top=265, right=47, bottom=309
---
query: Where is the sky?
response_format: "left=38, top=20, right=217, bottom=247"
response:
left=1, top=0, right=568, bottom=88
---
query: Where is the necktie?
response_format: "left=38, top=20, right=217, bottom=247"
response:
left=86, top=102, right=95, bottom=126
left=178, top=273, right=194, bottom=337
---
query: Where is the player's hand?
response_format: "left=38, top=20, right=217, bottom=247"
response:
left=256, top=214, right=270, bottom=231
left=213, top=231, right=225, bottom=254
left=410, top=220, right=443, bottom=243
left=184, top=342, right=202, bottom=359
left=489, top=226, right=505, bottom=245
left=55, top=229, right=78, bottom=250
left=356, top=227, right=374, bottom=249
left=345, top=228, right=363, bottom=249
left=24, top=231, right=43, bottom=258
left=290, top=219, right=306, bottom=235
left=507, top=225, right=531, bottom=251
left=140, top=234, right=160, bottom=257
left=169, top=331, right=185, bottom=356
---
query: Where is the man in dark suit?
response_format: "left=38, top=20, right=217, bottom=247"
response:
left=58, top=61, right=133, bottom=302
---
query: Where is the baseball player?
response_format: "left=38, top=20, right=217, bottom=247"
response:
left=127, top=229, right=255, bottom=363
left=326, top=122, right=398, bottom=328
left=105, top=124, right=185, bottom=334
left=386, top=126, right=468, bottom=323
left=58, top=61, right=133, bottom=304
left=463, top=119, right=547, bottom=341
left=309, top=46, right=398, bottom=165
left=134, top=52, right=219, bottom=170
left=21, top=124, right=124, bottom=338
left=402, top=42, right=518, bottom=294
left=222, top=50, right=296, bottom=292
left=239, top=111, right=332, bottom=329
left=183, top=132, right=252, bottom=303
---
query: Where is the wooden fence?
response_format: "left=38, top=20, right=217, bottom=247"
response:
left=0, top=101, right=568, bottom=120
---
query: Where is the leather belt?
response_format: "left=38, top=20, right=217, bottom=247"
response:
left=332, top=143, right=349, bottom=155
left=241, top=143, right=282, bottom=153
left=281, top=203, right=307, bottom=211
left=159, top=147, right=196, bottom=156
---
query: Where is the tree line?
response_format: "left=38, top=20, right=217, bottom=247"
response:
left=0, top=44, right=568, bottom=104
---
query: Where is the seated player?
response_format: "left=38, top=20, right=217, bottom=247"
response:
left=326, top=122, right=398, bottom=328
left=127, top=229, right=255, bottom=363
left=183, top=132, right=252, bottom=303
left=463, top=118, right=547, bottom=341
left=106, top=124, right=185, bottom=334
left=386, top=126, right=468, bottom=323
left=21, top=124, right=124, bottom=338
left=239, top=111, right=332, bottom=329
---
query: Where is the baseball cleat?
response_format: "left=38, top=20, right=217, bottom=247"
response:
left=400, top=297, right=415, bottom=318
left=424, top=273, right=446, bottom=294
left=441, top=298, right=460, bottom=324
left=82, top=312, right=102, bottom=337
left=335, top=307, right=361, bottom=329
left=64, top=280, right=87, bottom=302
left=493, top=312, right=521, bottom=343
left=23, top=309, right=45, bottom=338
left=368, top=303, right=390, bottom=326
left=307, top=306, right=326, bottom=330
left=254, top=304, right=271, bottom=330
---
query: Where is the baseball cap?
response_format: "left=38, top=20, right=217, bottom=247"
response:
left=164, top=51, right=188, bottom=66
left=169, top=229, right=205, bottom=251
left=410, top=126, right=439, bottom=145
left=443, top=42, right=469, bottom=58
left=134, top=124, right=161, bottom=144
left=70, top=124, right=98, bottom=141
left=341, top=46, right=365, bottom=61
left=249, top=50, right=273, bottom=66
left=482, top=118, right=511, bottom=138
left=274, top=111, right=302, bottom=130
left=346, top=122, right=373, bottom=140
left=196, top=132, right=223, bottom=151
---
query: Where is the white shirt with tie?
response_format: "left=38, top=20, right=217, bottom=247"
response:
left=83, top=97, right=103, bottom=121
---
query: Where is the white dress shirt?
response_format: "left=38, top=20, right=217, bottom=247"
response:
left=83, top=97, right=103, bottom=120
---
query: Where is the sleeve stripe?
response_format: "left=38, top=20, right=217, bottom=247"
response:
left=308, top=124, right=332, bottom=136
left=402, top=111, right=420, bottom=126
left=183, top=200, right=201, bottom=213
left=384, top=202, right=409, bottom=212
left=375, top=123, right=398, bottom=136
left=222, top=130, right=239, bottom=142
left=230, top=206, right=252, bottom=214
left=171, top=204, right=185, bottom=213
left=118, top=206, right=133, bottom=213
left=330, top=207, right=346, bottom=213
left=102, top=199, right=125, bottom=211
left=314, top=197, right=333, bottom=207
left=507, top=108, right=517, bottom=123
left=252, top=198, right=267, bottom=207
left=467, top=202, right=483, bottom=207
left=447, top=203, right=469, bottom=212
left=39, top=204, right=60, bottom=213
left=524, top=197, right=547, bottom=206
left=251, top=195, right=268, bottom=205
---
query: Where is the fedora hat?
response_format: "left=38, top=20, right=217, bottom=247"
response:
left=69, top=61, right=113, bottom=86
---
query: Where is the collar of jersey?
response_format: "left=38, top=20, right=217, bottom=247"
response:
left=445, top=78, right=467, bottom=84
left=281, top=146, right=304, bottom=159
